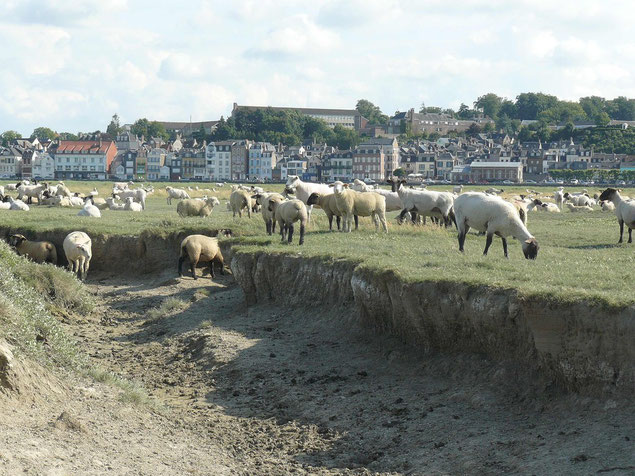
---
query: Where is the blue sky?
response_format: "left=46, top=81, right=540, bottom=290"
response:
left=0, top=0, right=633, bottom=136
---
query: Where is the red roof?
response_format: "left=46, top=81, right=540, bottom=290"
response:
left=56, top=140, right=114, bottom=154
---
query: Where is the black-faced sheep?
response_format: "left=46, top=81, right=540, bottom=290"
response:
left=8, top=234, right=57, bottom=264
left=599, top=188, right=635, bottom=243
left=269, top=199, right=308, bottom=245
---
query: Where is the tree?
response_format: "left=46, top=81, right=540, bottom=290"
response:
left=595, top=112, right=611, bottom=126
left=515, top=92, right=559, bottom=120
left=474, top=93, right=503, bottom=120
left=106, top=114, right=122, bottom=137
left=30, top=127, right=57, bottom=141
left=457, top=103, right=475, bottom=119
left=131, top=118, right=169, bottom=141
left=466, top=123, right=482, bottom=136
left=58, top=132, right=79, bottom=140
left=483, top=122, right=495, bottom=133
left=332, top=125, right=360, bottom=150
left=606, top=96, right=635, bottom=121
left=355, top=99, right=388, bottom=125
left=537, top=101, right=587, bottom=124
left=210, top=116, right=237, bottom=141
left=1, top=130, right=20, bottom=146
left=393, top=168, right=406, bottom=177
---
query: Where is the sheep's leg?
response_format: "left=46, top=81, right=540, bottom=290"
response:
left=272, top=219, right=276, bottom=234
left=501, top=237, right=508, bottom=258
left=354, top=215, right=359, bottom=230
left=217, top=255, right=225, bottom=275
left=209, top=260, right=215, bottom=278
left=397, top=208, right=409, bottom=224
left=458, top=225, right=470, bottom=252
left=190, top=258, right=198, bottom=280
left=327, top=214, right=333, bottom=230
left=336, top=216, right=341, bottom=231
left=76, top=257, right=85, bottom=280
left=178, top=256, right=185, bottom=277
left=280, top=223, right=286, bottom=242
left=628, top=227, right=632, bottom=244
left=83, top=258, right=90, bottom=279
left=307, top=205, right=313, bottom=224
left=299, top=223, right=305, bottom=245
left=372, top=212, right=379, bottom=231
left=618, top=219, right=624, bottom=243
left=483, top=233, right=494, bottom=256
left=287, top=224, right=294, bottom=243
left=266, top=220, right=272, bottom=235
left=380, top=214, right=388, bottom=232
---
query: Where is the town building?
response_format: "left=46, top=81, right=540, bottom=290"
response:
left=353, top=143, right=384, bottom=182
left=248, top=142, right=277, bottom=181
left=32, top=151, right=55, bottom=179
left=469, top=161, right=523, bottom=182
left=322, top=150, right=353, bottom=182
left=205, top=141, right=232, bottom=180
left=180, top=147, right=206, bottom=180
left=147, top=148, right=167, bottom=181
left=0, top=146, right=23, bottom=178
left=53, top=140, right=117, bottom=180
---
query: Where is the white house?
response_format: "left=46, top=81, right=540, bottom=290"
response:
left=32, top=151, right=55, bottom=179
left=0, top=146, right=23, bottom=178
left=205, top=141, right=232, bottom=180
left=147, top=148, right=166, bottom=181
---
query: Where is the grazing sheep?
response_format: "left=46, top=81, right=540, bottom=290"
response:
left=123, top=197, right=143, bottom=212
left=165, top=186, right=190, bottom=205
left=285, top=175, right=333, bottom=222
left=17, top=182, right=48, bottom=204
left=599, top=188, right=635, bottom=243
left=7, top=197, right=29, bottom=211
left=387, top=178, right=455, bottom=227
left=63, top=231, right=92, bottom=280
left=8, top=234, right=57, bottom=264
left=178, top=234, right=226, bottom=280
left=566, top=203, right=593, bottom=212
left=105, top=197, right=125, bottom=210
left=77, top=198, right=102, bottom=217
left=177, top=197, right=220, bottom=217
left=306, top=192, right=350, bottom=231
left=455, top=192, right=539, bottom=259
left=114, top=188, right=148, bottom=210
left=253, top=192, right=285, bottom=234
left=229, top=189, right=252, bottom=218
left=269, top=198, right=308, bottom=245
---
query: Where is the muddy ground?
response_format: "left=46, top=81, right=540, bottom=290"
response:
left=1, top=268, right=633, bottom=475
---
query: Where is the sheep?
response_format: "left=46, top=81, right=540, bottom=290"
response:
left=41, top=195, right=71, bottom=207
left=351, top=179, right=372, bottom=192
left=0, top=186, right=4, bottom=196
left=89, top=187, right=99, bottom=197
left=566, top=203, right=593, bottom=212
left=564, top=192, right=592, bottom=207
left=114, top=188, right=148, bottom=210
left=366, top=188, right=403, bottom=212
left=252, top=192, right=285, bottom=235
left=285, top=175, right=333, bottom=222
left=229, top=189, right=252, bottom=218
left=455, top=192, right=539, bottom=259
left=63, top=231, right=92, bottom=280
left=7, top=197, right=29, bottom=211
left=165, top=186, right=190, bottom=205
left=306, top=192, right=350, bottom=231
left=123, top=197, right=143, bottom=212
left=485, top=187, right=504, bottom=194
left=599, top=188, right=635, bottom=243
left=105, top=197, right=125, bottom=210
left=69, top=194, right=85, bottom=207
left=52, top=183, right=72, bottom=198
left=178, top=234, right=226, bottom=280
left=91, top=197, right=108, bottom=210
left=5, top=183, right=18, bottom=191
left=177, top=197, right=220, bottom=217
left=529, top=199, right=560, bottom=212
left=17, top=182, right=48, bottom=204
left=387, top=178, right=455, bottom=227
left=77, top=198, right=102, bottom=217
left=453, top=185, right=464, bottom=194
left=7, top=234, right=57, bottom=264
left=269, top=198, right=308, bottom=244
left=600, top=200, right=616, bottom=212
left=329, top=182, right=387, bottom=233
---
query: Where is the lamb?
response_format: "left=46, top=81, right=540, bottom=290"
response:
left=165, top=186, right=190, bottom=205
left=114, top=188, right=148, bottom=210
left=123, top=197, right=143, bottom=212
left=8, top=234, right=57, bottom=264
left=306, top=192, right=350, bottom=231
left=454, top=192, right=539, bottom=259
left=77, top=198, right=102, bottom=217
left=178, top=234, right=226, bottom=280
left=252, top=192, right=285, bottom=234
left=7, top=197, right=29, bottom=211
left=599, top=188, right=635, bottom=243
left=329, top=182, right=387, bottom=233
left=387, top=178, right=455, bottom=227
left=566, top=203, right=593, bottom=212
left=554, top=190, right=565, bottom=209
left=63, top=231, right=92, bottom=280
left=17, top=182, right=48, bottom=204
left=269, top=198, right=308, bottom=244
left=105, top=197, right=125, bottom=210
left=177, top=197, right=220, bottom=217
left=285, top=175, right=333, bottom=222
left=229, top=189, right=252, bottom=218
left=564, top=192, right=591, bottom=207
left=600, top=200, right=616, bottom=212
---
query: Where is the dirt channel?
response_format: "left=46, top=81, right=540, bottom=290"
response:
left=5, top=262, right=634, bottom=475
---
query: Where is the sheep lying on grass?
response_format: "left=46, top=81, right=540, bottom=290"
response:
left=124, top=197, right=143, bottom=212
left=178, top=234, right=226, bottom=280
left=105, top=197, right=125, bottom=210
left=77, top=198, right=101, bottom=217
left=566, top=203, right=593, bottom=212
left=177, top=197, right=220, bottom=217
left=600, top=200, right=616, bottom=212
left=564, top=192, right=591, bottom=207
left=269, top=198, right=308, bottom=245
left=7, top=197, right=30, bottom=211
left=599, top=187, right=635, bottom=243
left=230, top=189, right=252, bottom=218
left=455, top=192, right=539, bottom=259
left=63, top=231, right=92, bottom=280
left=253, top=192, right=285, bottom=235
left=8, top=234, right=57, bottom=264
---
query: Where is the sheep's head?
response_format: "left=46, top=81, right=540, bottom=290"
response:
left=599, top=188, right=617, bottom=202
left=307, top=192, right=320, bottom=206
left=218, top=228, right=233, bottom=238
left=206, top=197, right=220, bottom=207
left=8, top=234, right=27, bottom=248
left=329, top=181, right=347, bottom=193
left=522, top=238, right=539, bottom=260
left=533, top=199, right=543, bottom=205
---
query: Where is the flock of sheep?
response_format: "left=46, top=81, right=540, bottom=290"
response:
left=1, top=176, right=633, bottom=282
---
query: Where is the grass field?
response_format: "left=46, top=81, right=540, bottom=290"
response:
left=1, top=180, right=633, bottom=307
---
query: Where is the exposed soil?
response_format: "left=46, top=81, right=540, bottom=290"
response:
left=1, top=267, right=633, bottom=475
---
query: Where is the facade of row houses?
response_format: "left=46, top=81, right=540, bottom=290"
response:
left=181, top=148, right=206, bottom=180
left=230, top=140, right=251, bottom=181
left=206, top=141, right=232, bottom=180
left=248, top=142, right=277, bottom=181
left=53, top=140, right=117, bottom=180
left=353, top=143, right=384, bottom=182
left=469, top=162, right=523, bottom=182
left=322, top=150, right=353, bottom=182
left=0, top=146, right=23, bottom=177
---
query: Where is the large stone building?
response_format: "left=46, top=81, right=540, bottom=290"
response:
left=469, top=161, right=523, bottom=183
left=353, top=143, right=385, bottom=182
left=180, top=147, right=206, bottom=180
left=388, top=109, right=494, bottom=135
left=53, top=140, right=117, bottom=180
left=232, top=103, right=367, bottom=131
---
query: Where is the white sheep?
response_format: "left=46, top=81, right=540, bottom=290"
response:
left=7, top=197, right=29, bottom=211
left=253, top=192, right=285, bottom=234
left=63, top=231, right=92, bottom=280
left=114, top=188, right=148, bottom=210
left=165, top=186, right=190, bottom=205
left=600, top=200, right=616, bottom=212
left=77, top=198, right=102, bottom=217
left=554, top=190, right=565, bottom=209
left=306, top=192, right=348, bottom=231
left=69, top=195, right=85, bottom=207
left=269, top=198, right=308, bottom=245
left=177, top=197, right=220, bottom=217
left=123, top=197, right=143, bottom=212
left=564, top=192, right=592, bottom=207
left=598, top=188, right=635, bottom=243
left=17, top=182, right=48, bottom=204
left=453, top=185, right=463, bottom=194
left=566, top=203, right=593, bottom=212
left=105, top=197, right=125, bottom=210
left=485, top=187, right=504, bottom=195
left=329, top=182, right=387, bottom=233
left=178, top=234, right=227, bottom=280
left=229, top=189, right=252, bottom=218
left=285, top=175, right=333, bottom=222
left=387, top=178, right=455, bottom=227
left=455, top=192, right=539, bottom=259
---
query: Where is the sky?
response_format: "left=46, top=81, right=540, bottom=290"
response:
left=0, top=0, right=634, bottom=136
